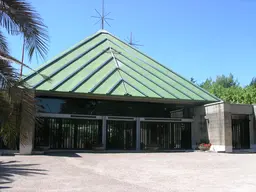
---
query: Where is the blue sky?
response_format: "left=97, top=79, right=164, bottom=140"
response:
left=8, top=0, right=256, bottom=86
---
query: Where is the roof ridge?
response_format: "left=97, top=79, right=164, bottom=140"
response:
left=107, top=46, right=129, bottom=95
left=123, top=81, right=147, bottom=97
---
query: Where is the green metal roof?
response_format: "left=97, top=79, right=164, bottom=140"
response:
left=23, top=30, right=219, bottom=102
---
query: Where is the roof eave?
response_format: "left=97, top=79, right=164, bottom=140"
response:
left=35, top=90, right=219, bottom=106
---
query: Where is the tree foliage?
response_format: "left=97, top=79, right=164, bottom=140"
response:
left=214, top=73, right=239, bottom=88
left=249, top=77, right=256, bottom=87
left=199, top=74, right=256, bottom=104
left=0, top=0, right=49, bottom=148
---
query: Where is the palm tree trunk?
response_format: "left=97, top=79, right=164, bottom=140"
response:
left=20, top=37, right=25, bottom=77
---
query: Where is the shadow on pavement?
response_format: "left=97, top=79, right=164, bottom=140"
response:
left=43, top=150, right=194, bottom=157
left=0, top=160, right=47, bottom=190
left=44, top=152, right=82, bottom=157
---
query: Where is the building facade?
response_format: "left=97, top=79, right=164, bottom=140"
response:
left=16, top=30, right=256, bottom=154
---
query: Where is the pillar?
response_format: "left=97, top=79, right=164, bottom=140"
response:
left=19, top=123, right=35, bottom=155
left=205, top=102, right=232, bottom=152
left=136, top=118, right=141, bottom=151
left=102, top=116, right=107, bottom=150
left=224, top=110, right=232, bottom=152
left=19, top=91, right=36, bottom=155
left=249, top=114, right=255, bottom=151
left=191, top=107, right=201, bottom=149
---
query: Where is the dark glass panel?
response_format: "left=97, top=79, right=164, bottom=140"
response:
left=232, top=117, right=250, bottom=149
left=34, top=118, right=102, bottom=149
left=106, top=120, right=136, bottom=150
left=36, top=97, right=193, bottom=118
left=140, top=122, right=191, bottom=150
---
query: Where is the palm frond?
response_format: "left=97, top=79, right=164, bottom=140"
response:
left=0, top=0, right=49, bottom=148
left=0, top=30, right=9, bottom=53
left=0, top=50, right=49, bottom=80
left=0, top=59, right=20, bottom=148
left=0, top=60, right=17, bottom=89
left=0, top=92, right=20, bottom=148
left=0, top=0, right=49, bottom=61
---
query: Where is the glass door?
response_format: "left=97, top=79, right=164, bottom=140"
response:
left=106, top=120, right=136, bottom=150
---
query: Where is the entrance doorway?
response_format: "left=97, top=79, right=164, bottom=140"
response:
left=34, top=117, right=102, bottom=149
left=140, top=122, right=191, bottom=150
left=106, top=120, right=136, bottom=150
left=232, top=115, right=250, bottom=149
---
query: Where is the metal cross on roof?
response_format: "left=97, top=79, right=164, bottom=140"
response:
left=125, top=32, right=143, bottom=47
left=92, top=0, right=113, bottom=29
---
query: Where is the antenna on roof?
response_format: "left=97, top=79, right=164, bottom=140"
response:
left=91, top=0, right=113, bottom=29
left=125, top=32, right=143, bottom=48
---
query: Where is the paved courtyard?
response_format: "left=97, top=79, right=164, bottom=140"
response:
left=0, top=152, right=256, bottom=192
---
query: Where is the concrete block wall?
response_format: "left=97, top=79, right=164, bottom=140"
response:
left=204, top=102, right=232, bottom=152
left=19, top=92, right=36, bottom=155
left=203, top=102, right=255, bottom=152
left=227, top=103, right=253, bottom=114
left=223, top=111, right=232, bottom=152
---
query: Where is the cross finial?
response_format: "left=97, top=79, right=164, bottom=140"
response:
left=125, top=32, right=143, bottom=47
left=92, top=0, right=113, bottom=29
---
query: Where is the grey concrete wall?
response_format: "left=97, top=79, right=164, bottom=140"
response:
left=204, top=102, right=229, bottom=152
left=227, top=104, right=253, bottom=114
left=202, top=102, right=254, bottom=152
left=19, top=91, right=36, bottom=155
left=224, top=111, right=232, bottom=151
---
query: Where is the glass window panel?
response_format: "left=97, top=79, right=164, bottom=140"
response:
left=36, top=96, right=193, bottom=118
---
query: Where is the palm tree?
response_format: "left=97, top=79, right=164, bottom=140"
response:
left=0, top=0, right=49, bottom=148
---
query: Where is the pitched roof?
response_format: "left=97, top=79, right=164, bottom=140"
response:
left=23, top=30, right=219, bottom=102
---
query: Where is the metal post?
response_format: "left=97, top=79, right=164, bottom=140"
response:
left=136, top=118, right=141, bottom=151
left=102, top=116, right=107, bottom=150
